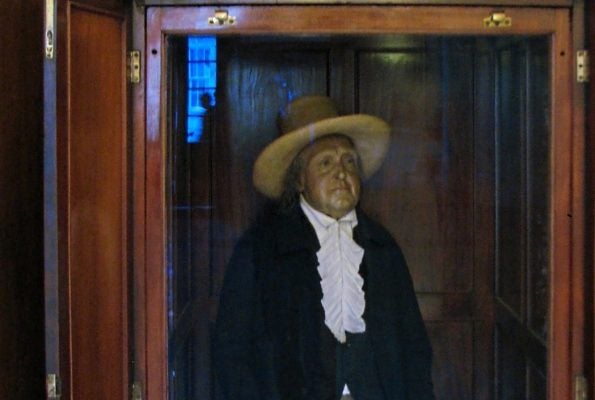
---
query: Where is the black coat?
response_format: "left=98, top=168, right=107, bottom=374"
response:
left=213, top=206, right=435, bottom=400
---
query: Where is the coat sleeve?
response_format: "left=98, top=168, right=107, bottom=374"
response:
left=392, top=245, right=436, bottom=400
left=213, top=231, right=271, bottom=400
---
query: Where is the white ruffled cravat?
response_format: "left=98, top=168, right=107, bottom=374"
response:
left=300, top=196, right=366, bottom=343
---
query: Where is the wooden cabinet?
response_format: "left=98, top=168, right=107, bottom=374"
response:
left=42, top=1, right=592, bottom=400
left=138, top=5, right=579, bottom=400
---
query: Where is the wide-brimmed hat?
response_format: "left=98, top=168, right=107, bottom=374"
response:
left=252, top=95, right=391, bottom=199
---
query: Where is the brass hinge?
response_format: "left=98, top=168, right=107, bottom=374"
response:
left=574, top=375, right=588, bottom=400
left=128, top=51, right=141, bottom=84
left=208, top=9, right=236, bottom=26
left=45, top=0, right=55, bottom=59
left=46, top=374, right=61, bottom=399
left=577, top=50, right=589, bottom=83
left=132, top=381, right=142, bottom=400
left=483, top=11, right=511, bottom=28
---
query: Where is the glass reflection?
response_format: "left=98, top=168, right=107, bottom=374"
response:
left=166, top=35, right=551, bottom=400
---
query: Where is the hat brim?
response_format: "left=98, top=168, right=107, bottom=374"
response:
left=253, top=114, right=391, bottom=199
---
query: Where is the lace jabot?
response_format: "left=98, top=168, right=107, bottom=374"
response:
left=300, top=196, right=366, bottom=343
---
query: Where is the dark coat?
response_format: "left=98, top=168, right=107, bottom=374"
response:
left=213, top=205, right=435, bottom=400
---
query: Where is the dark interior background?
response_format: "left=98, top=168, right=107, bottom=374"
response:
left=0, top=0, right=45, bottom=398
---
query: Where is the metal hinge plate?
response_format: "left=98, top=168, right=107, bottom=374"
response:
left=574, top=375, right=588, bottom=400
left=132, top=381, right=142, bottom=400
left=45, top=0, right=55, bottom=59
left=577, top=50, right=589, bottom=83
left=128, top=50, right=141, bottom=84
left=46, top=374, right=61, bottom=399
left=208, top=9, right=236, bottom=25
left=483, top=11, right=511, bottom=28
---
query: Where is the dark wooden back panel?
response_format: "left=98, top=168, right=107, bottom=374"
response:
left=358, top=38, right=491, bottom=399
left=168, top=36, right=498, bottom=400
left=0, top=0, right=45, bottom=398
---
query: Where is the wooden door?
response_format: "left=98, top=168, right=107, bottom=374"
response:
left=590, top=2, right=595, bottom=396
left=141, top=6, right=578, bottom=400
left=44, top=0, right=130, bottom=399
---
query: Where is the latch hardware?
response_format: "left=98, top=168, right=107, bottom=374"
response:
left=46, top=374, right=61, bottom=399
left=577, top=50, right=589, bottom=83
left=132, top=381, right=143, bottom=400
left=208, top=9, right=236, bottom=26
left=483, top=11, right=511, bottom=28
left=128, top=51, right=141, bottom=84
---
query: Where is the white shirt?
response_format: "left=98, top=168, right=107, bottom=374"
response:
left=299, top=196, right=367, bottom=343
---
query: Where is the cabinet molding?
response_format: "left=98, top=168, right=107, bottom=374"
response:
left=138, top=0, right=572, bottom=7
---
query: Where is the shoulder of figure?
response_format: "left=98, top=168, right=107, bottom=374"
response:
left=356, top=208, right=399, bottom=247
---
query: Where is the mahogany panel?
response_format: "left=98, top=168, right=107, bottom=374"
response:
left=589, top=1, right=595, bottom=395
left=68, top=6, right=128, bottom=400
left=212, top=43, right=329, bottom=293
left=73, top=0, right=127, bottom=12
left=0, top=0, right=44, bottom=398
left=150, top=6, right=562, bottom=36
left=359, top=40, right=475, bottom=294
left=426, top=322, right=473, bottom=400
left=547, top=11, right=573, bottom=400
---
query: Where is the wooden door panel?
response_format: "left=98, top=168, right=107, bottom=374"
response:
left=359, top=43, right=475, bottom=294
left=47, top=2, right=129, bottom=399
left=588, top=2, right=595, bottom=394
left=213, top=43, right=330, bottom=285
left=358, top=39, right=481, bottom=400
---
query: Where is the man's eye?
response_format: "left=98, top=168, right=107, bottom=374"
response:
left=345, top=156, right=357, bottom=167
left=320, top=157, right=332, bottom=167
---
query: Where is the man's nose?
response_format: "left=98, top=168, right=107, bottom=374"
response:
left=335, top=163, right=347, bottom=179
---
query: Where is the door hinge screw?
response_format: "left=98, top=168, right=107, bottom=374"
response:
left=132, top=381, right=143, bottom=400
left=46, top=374, right=61, bottom=399
left=574, top=374, right=588, bottom=400
left=128, top=50, right=141, bottom=84
left=577, top=50, right=589, bottom=83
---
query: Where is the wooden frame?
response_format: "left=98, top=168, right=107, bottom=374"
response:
left=134, top=5, right=580, bottom=400
left=139, top=1, right=573, bottom=7
left=44, top=1, right=131, bottom=399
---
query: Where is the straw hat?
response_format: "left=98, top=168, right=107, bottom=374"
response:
left=252, top=96, right=390, bottom=199
left=252, top=95, right=391, bottom=199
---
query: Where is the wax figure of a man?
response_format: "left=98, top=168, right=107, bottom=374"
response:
left=214, top=96, right=435, bottom=400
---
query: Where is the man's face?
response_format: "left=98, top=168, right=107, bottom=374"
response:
left=298, top=135, right=361, bottom=219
